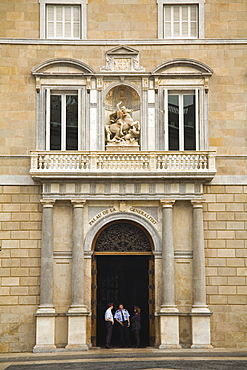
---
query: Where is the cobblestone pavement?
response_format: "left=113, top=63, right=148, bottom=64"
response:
left=1, top=348, right=247, bottom=370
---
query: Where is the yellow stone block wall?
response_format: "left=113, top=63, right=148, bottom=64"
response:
left=0, top=43, right=247, bottom=158
left=0, top=0, right=246, bottom=39
left=0, top=0, right=246, bottom=352
left=0, top=0, right=39, bottom=39
left=204, top=185, right=247, bottom=348
left=0, top=185, right=42, bottom=352
left=1, top=185, right=247, bottom=350
left=205, top=1, right=247, bottom=38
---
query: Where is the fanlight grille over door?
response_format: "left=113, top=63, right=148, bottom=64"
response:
left=94, top=222, right=152, bottom=253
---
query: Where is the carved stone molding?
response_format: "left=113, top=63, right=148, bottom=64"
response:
left=100, top=45, right=145, bottom=72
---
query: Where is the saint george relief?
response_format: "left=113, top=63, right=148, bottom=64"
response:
left=105, top=85, right=141, bottom=150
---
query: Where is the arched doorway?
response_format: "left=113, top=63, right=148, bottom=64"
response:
left=91, top=221, right=155, bottom=348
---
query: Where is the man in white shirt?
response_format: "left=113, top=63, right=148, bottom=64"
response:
left=104, top=303, right=114, bottom=349
left=114, top=303, right=131, bottom=347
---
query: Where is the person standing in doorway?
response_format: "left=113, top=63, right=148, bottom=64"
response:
left=104, top=303, right=114, bottom=349
left=114, top=303, right=131, bottom=347
left=131, top=306, right=141, bottom=348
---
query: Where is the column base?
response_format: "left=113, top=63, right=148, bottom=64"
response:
left=191, top=308, right=212, bottom=348
left=67, top=305, right=88, bottom=314
left=33, top=344, right=57, bottom=353
left=191, top=344, right=213, bottom=349
left=33, top=313, right=56, bottom=353
left=160, top=305, right=179, bottom=313
left=66, top=313, right=89, bottom=350
left=65, top=344, right=89, bottom=351
left=159, top=310, right=181, bottom=349
left=159, top=344, right=182, bottom=349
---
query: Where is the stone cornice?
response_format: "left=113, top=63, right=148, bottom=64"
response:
left=0, top=38, right=246, bottom=46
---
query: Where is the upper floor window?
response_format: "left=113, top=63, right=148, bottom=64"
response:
left=48, top=91, right=79, bottom=150
left=152, top=58, right=213, bottom=151
left=157, top=0, right=205, bottom=39
left=32, top=58, right=95, bottom=151
left=166, top=90, right=198, bottom=150
left=164, top=5, right=198, bottom=38
left=47, top=5, right=80, bottom=39
left=39, top=0, right=88, bottom=39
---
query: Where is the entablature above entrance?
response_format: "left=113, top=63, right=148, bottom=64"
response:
left=40, top=179, right=207, bottom=201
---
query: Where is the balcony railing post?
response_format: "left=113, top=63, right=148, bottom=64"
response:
left=208, top=152, right=216, bottom=171
left=149, top=153, right=157, bottom=170
left=31, top=152, right=38, bottom=170
left=90, top=152, right=97, bottom=170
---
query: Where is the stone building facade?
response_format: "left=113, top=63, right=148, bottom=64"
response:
left=0, top=0, right=246, bottom=352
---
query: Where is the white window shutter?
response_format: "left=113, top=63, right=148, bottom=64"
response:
left=46, top=5, right=81, bottom=39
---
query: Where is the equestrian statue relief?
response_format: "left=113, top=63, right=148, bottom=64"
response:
left=105, top=102, right=140, bottom=144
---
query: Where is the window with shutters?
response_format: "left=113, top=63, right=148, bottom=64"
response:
left=157, top=0, right=205, bottom=39
left=164, top=5, right=198, bottom=38
left=46, top=5, right=80, bottom=39
left=39, top=0, right=88, bottom=39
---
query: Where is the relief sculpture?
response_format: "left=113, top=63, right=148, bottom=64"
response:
left=105, top=101, right=140, bottom=144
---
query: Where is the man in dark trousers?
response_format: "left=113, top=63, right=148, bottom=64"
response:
left=131, top=305, right=141, bottom=348
left=114, top=303, right=131, bottom=347
left=104, top=303, right=114, bottom=349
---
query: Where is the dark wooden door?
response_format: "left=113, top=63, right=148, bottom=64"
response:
left=93, top=255, right=153, bottom=347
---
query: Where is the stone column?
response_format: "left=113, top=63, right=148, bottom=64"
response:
left=33, top=199, right=56, bottom=352
left=66, top=199, right=89, bottom=350
left=159, top=200, right=181, bottom=349
left=190, top=200, right=212, bottom=348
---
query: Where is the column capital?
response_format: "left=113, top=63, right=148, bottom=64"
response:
left=160, top=199, right=176, bottom=208
left=190, top=199, right=206, bottom=208
left=40, top=199, right=56, bottom=208
left=71, top=199, right=86, bottom=208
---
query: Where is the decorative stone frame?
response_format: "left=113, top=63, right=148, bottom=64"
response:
left=84, top=212, right=162, bottom=257
left=151, top=58, right=213, bottom=151
left=31, top=58, right=95, bottom=150
left=156, top=0, right=205, bottom=39
left=100, top=45, right=145, bottom=72
left=39, top=0, right=88, bottom=39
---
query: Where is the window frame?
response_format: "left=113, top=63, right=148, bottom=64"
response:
left=157, top=0, right=205, bottom=39
left=39, top=0, right=88, bottom=39
left=39, top=86, right=84, bottom=151
left=46, top=5, right=81, bottom=39
left=164, top=89, right=199, bottom=151
left=161, top=85, right=206, bottom=151
left=46, top=89, right=81, bottom=151
left=163, top=4, right=198, bottom=39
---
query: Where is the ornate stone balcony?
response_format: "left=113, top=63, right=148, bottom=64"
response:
left=30, top=151, right=216, bottom=182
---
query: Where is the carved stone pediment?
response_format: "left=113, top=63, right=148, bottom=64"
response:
left=101, top=45, right=145, bottom=72
left=32, top=58, right=95, bottom=76
left=151, top=58, right=213, bottom=77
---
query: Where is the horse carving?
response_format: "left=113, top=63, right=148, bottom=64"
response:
left=106, top=102, right=140, bottom=143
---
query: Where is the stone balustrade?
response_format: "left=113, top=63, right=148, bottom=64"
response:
left=30, top=151, right=216, bottom=180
